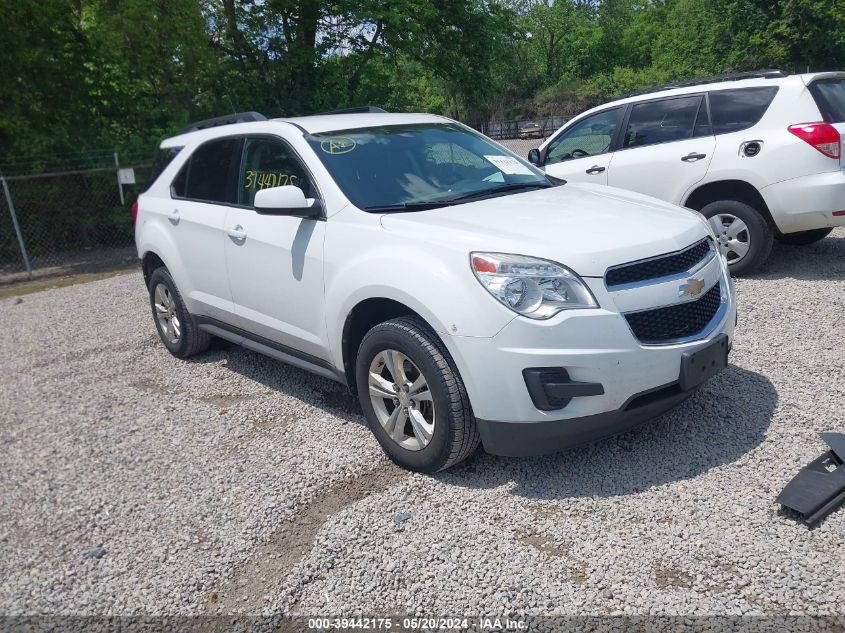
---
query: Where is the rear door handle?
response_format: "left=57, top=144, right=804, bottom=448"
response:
left=586, top=165, right=606, bottom=174
left=168, top=209, right=180, bottom=225
left=227, top=224, right=247, bottom=241
left=681, top=152, right=707, bottom=162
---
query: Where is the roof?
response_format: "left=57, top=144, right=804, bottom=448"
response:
left=161, top=112, right=451, bottom=148
left=611, top=70, right=787, bottom=101
left=274, top=112, right=449, bottom=134
left=606, top=71, right=845, bottom=109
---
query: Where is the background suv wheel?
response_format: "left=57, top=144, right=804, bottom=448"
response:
left=355, top=316, right=479, bottom=473
left=701, top=200, right=773, bottom=276
left=148, top=267, right=211, bottom=358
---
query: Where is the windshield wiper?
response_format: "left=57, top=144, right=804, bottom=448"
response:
left=363, top=182, right=555, bottom=213
left=363, top=201, right=453, bottom=213
left=441, top=182, right=553, bottom=203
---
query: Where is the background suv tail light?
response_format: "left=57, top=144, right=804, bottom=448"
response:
left=788, top=122, right=841, bottom=159
left=131, top=201, right=139, bottom=226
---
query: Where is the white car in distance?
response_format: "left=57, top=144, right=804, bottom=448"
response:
left=134, top=108, right=736, bottom=472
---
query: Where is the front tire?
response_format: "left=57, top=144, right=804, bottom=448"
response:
left=356, top=316, right=479, bottom=473
left=148, top=267, right=211, bottom=358
left=776, top=227, right=833, bottom=246
left=701, top=200, right=773, bottom=276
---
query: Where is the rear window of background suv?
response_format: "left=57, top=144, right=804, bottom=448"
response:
left=809, top=80, right=845, bottom=123
left=707, top=87, right=779, bottom=135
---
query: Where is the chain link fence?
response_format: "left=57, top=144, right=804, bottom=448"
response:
left=0, top=152, right=152, bottom=286
left=471, top=116, right=569, bottom=162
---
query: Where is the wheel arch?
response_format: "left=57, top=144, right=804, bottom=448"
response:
left=341, top=297, right=441, bottom=392
left=684, top=179, right=776, bottom=228
left=141, top=251, right=167, bottom=288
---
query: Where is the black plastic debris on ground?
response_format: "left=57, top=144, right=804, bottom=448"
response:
left=777, top=432, right=845, bottom=527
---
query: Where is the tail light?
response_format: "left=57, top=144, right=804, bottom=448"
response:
left=131, top=201, right=139, bottom=226
left=788, top=122, right=841, bottom=159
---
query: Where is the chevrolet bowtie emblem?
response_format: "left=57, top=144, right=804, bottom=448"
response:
left=679, top=277, right=706, bottom=297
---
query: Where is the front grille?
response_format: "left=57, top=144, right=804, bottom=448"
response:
left=606, top=239, right=712, bottom=287
left=625, top=282, right=722, bottom=344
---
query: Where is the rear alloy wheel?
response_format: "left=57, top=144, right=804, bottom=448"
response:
left=356, top=316, right=479, bottom=473
left=776, top=227, right=833, bottom=246
left=153, top=283, right=181, bottom=345
left=147, top=267, right=211, bottom=358
left=701, top=200, right=773, bottom=276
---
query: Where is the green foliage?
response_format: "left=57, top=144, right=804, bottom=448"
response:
left=1, top=0, right=843, bottom=166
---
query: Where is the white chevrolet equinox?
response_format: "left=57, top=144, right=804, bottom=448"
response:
left=134, top=108, right=736, bottom=472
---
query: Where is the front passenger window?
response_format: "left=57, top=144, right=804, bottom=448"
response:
left=545, top=108, right=622, bottom=165
left=239, top=138, right=314, bottom=207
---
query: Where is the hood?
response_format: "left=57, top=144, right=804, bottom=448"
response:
left=379, top=183, right=710, bottom=277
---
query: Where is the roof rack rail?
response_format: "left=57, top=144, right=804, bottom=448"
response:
left=316, top=106, right=388, bottom=115
left=612, top=70, right=788, bottom=101
left=180, top=111, right=267, bottom=134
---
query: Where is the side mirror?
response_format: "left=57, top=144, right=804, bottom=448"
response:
left=527, top=148, right=542, bottom=166
left=254, top=186, right=321, bottom=218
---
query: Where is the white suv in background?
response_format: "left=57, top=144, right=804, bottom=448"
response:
left=529, top=71, right=845, bottom=274
left=135, top=109, right=735, bottom=472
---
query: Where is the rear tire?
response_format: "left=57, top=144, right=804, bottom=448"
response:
left=700, top=200, right=773, bottom=276
left=355, top=316, right=479, bottom=473
left=148, top=267, right=211, bottom=358
left=776, top=227, right=833, bottom=245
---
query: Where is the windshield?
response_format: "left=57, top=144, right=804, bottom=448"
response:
left=305, top=123, right=550, bottom=211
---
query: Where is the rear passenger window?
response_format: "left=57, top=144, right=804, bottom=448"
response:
left=172, top=138, right=243, bottom=204
left=810, top=80, right=845, bottom=123
left=623, top=96, right=702, bottom=148
left=708, top=87, right=778, bottom=134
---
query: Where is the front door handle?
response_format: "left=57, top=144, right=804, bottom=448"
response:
left=227, top=224, right=247, bottom=241
left=168, top=209, right=180, bottom=225
left=586, top=165, right=606, bottom=174
left=681, top=152, right=707, bottom=162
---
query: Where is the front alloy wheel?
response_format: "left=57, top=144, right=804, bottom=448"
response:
left=368, top=349, right=435, bottom=451
left=355, top=316, right=479, bottom=472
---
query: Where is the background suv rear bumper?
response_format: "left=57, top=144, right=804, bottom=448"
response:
left=761, top=170, right=845, bottom=233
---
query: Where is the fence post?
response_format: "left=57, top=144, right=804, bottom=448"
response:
left=114, top=152, right=125, bottom=205
left=1, top=176, right=33, bottom=280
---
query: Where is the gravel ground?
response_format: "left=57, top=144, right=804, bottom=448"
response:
left=0, top=229, right=844, bottom=619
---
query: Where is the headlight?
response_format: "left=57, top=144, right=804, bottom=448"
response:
left=470, top=252, right=598, bottom=319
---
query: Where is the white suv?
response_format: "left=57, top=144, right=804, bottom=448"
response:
left=134, top=108, right=735, bottom=472
left=529, top=71, right=845, bottom=274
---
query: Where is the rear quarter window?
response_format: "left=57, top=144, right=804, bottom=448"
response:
left=707, top=87, right=779, bottom=134
left=809, top=80, right=845, bottom=123
left=144, top=146, right=182, bottom=192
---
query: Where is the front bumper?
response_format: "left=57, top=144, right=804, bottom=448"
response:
left=443, top=258, right=735, bottom=456
left=477, top=380, right=698, bottom=457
